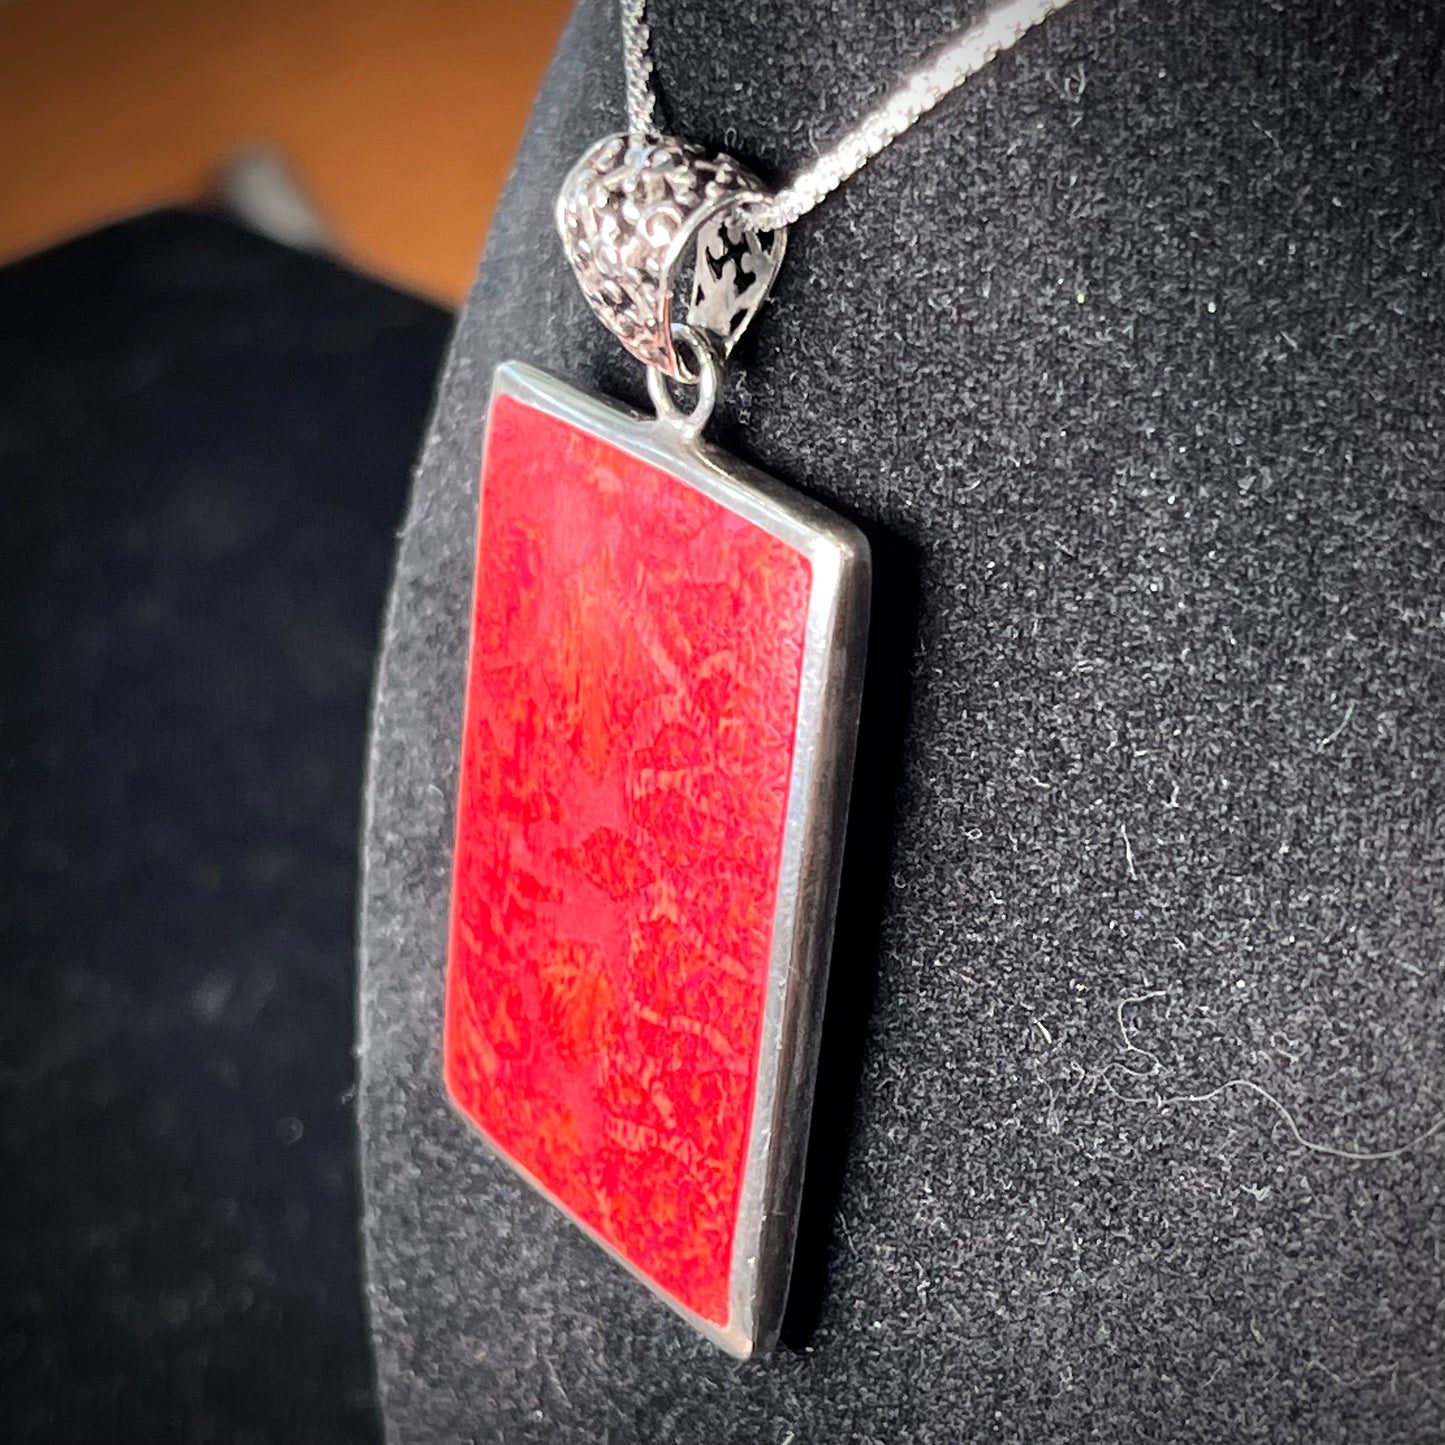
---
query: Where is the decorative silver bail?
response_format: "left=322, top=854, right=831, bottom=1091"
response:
left=555, top=133, right=788, bottom=382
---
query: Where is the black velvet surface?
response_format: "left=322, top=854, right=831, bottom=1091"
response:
left=360, top=2, right=1445, bottom=1440
left=1, top=211, right=450, bottom=1444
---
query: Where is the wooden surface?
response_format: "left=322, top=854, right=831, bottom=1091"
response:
left=0, top=0, right=573, bottom=302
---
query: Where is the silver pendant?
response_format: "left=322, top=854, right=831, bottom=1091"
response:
left=444, top=133, right=866, bottom=1357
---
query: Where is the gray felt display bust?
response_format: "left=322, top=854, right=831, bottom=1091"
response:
left=359, top=0, right=1445, bottom=1440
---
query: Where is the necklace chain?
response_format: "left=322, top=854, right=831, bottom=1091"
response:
left=621, top=0, right=1076, bottom=232
left=566, top=0, right=1076, bottom=385
left=621, top=0, right=661, bottom=141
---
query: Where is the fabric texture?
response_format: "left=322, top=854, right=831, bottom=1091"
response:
left=1, top=210, right=450, bottom=1444
left=359, top=2, right=1445, bottom=1440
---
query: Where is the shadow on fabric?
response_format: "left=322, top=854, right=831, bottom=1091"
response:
left=781, top=522, right=921, bottom=1349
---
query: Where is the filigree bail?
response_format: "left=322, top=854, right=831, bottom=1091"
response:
left=555, top=134, right=788, bottom=382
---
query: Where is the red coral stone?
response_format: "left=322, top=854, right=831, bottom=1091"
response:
left=445, top=393, right=811, bottom=1327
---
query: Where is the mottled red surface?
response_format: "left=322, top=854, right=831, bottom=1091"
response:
left=445, top=393, right=812, bottom=1326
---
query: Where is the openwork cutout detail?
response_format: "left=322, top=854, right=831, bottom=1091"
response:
left=556, top=133, right=788, bottom=381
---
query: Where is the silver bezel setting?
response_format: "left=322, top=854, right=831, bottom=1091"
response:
left=446, top=361, right=870, bottom=1357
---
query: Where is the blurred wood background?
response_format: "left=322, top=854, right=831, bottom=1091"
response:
left=0, top=0, right=574, bottom=303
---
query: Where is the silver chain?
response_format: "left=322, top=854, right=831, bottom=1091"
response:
left=620, top=0, right=1075, bottom=232
left=566, top=0, right=1076, bottom=386
left=621, top=0, right=660, bottom=139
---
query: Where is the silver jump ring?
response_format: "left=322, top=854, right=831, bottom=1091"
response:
left=646, top=325, right=719, bottom=441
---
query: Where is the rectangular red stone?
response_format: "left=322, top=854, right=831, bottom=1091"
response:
left=444, top=365, right=866, bottom=1353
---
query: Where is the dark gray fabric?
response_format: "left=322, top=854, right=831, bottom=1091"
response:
left=1, top=210, right=450, bottom=1443
left=359, top=1, right=1445, bottom=1440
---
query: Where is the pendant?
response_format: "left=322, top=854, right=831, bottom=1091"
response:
left=444, top=135, right=867, bottom=1357
left=444, top=358, right=868, bottom=1354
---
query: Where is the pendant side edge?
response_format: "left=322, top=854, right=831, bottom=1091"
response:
left=729, top=523, right=872, bottom=1355
left=440, top=372, right=509, bottom=1120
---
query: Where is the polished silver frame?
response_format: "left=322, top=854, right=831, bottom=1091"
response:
left=447, top=361, right=870, bottom=1357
